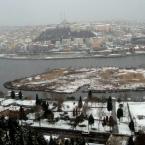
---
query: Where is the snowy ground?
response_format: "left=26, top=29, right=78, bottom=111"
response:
left=128, top=102, right=145, bottom=132
left=0, top=98, right=36, bottom=112
left=1, top=97, right=144, bottom=135
left=116, top=102, right=131, bottom=135
left=0, top=98, right=36, bottom=107
left=0, top=98, right=111, bottom=133
left=27, top=101, right=111, bottom=133
left=116, top=101, right=145, bottom=135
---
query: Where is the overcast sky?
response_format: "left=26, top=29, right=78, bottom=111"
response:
left=0, top=0, right=144, bottom=26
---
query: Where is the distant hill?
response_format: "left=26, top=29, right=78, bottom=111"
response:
left=34, top=27, right=95, bottom=42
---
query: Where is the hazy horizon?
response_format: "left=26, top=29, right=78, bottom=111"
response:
left=0, top=0, right=144, bottom=26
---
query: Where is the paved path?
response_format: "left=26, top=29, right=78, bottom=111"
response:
left=112, top=101, right=119, bottom=133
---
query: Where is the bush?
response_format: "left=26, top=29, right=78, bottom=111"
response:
left=66, top=96, right=75, bottom=101
left=91, top=128, right=97, bottom=130
left=78, top=124, right=86, bottom=127
left=53, top=102, right=57, bottom=107
left=55, top=117, right=60, bottom=122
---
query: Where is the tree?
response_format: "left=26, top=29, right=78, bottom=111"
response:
left=134, top=132, right=145, bottom=145
left=20, top=131, right=24, bottom=145
left=28, top=130, right=34, bottom=145
left=78, top=96, right=83, bottom=108
left=107, top=96, right=113, bottom=111
left=37, top=134, right=48, bottom=145
left=42, top=101, right=48, bottom=112
left=102, top=117, right=106, bottom=127
left=36, top=94, right=41, bottom=105
left=127, top=136, right=134, bottom=145
left=129, top=120, right=135, bottom=132
left=19, top=106, right=25, bottom=120
left=109, top=116, right=115, bottom=132
left=0, top=118, right=47, bottom=145
left=73, top=114, right=84, bottom=129
left=37, top=113, right=41, bottom=127
left=10, top=90, right=15, bottom=99
left=88, top=90, right=92, bottom=100
left=88, top=114, right=94, bottom=128
left=106, top=116, right=109, bottom=123
left=44, top=109, right=54, bottom=121
left=76, top=108, right=78, bottom=116
left=81, top=138, right=86, bottom=145
left=97, top=101, right=105, bottom=130
left=73, top=109, right=76, bottom=117
left=0, top=129, right=4, bottom=145
left=49, top=136, right=54, bottom=145
left=79, top=113, right=85, bottom=122
left=70, top=138, right=74, bottom=145
left=65, top=139, right=69, bottom=145
left=117, top=98, right=122, bottom=104
left=36, top=94, right=39, bottom=105
left=56, top=95, right=64, bottom=111
left=117, top=107, right=123, bottom=121
left=18, top=90, right=23, bottom=100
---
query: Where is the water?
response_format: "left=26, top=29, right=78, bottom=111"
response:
left=0, top=55, right=145, bottom=99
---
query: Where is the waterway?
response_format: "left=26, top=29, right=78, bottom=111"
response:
left=1, top=55, right=145, bottom=100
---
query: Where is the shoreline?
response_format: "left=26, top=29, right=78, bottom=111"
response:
left=0, top=52, right=145, bottom=61
left=4, top=79, right=145, bottom=95
left=4, top=82, right=145, bottom=94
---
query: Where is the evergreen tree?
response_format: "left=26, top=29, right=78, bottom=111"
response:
left=109, top=116, right=115, bottom=132
left=28, top=130, right=34, bottom=145
left=9, top=128, right=15, bottom=144
left=107, top=96, right=113, bottom=111
left=81, top=138, right=86, bottom=145
left=129, top=120, right=135, bottom=132
left=70, top=138, right=74, bottom=145
left=79, top=113, right=85, bottom=122
left=78, top=96, right=83, bottom=108
left=0, top=129, right=4, bottom=145
left=102, top=117, right=106, bottom=127
left=117, top=98, right=122, bottom=104
left=127, top=136, right=134, bottom=145
left=65, top=139, right=69, bottom=145
left=37, top=134, right=48, bottom=145
left=117, top=107, right=123, bottom=121
left=106, top=116, right=109, bottom=123
left=10, top=90, right=15, bottom=99
left=36, top=94, right=39, bottom=105
left=0, top=119, right=47, bottom=145
left=76, top=108, right=78, bottom=116
left=134, top=132, right=145, bottom=145
left=42, top=101, right=48, bottom=112
left=88, top=90, right=92, bottom=100
left=20, top=131, right=24, bottom=145
left=74, top=115, right=81, bottom=129
left=49, top=136, right=54, bottom=145
left=18, top=90, right=23, bottom=100
left=19, top=106, right=25, bottom=120
left=73, top=109, right=76, bottom=117
left=88, top=114, right=94, bottom=127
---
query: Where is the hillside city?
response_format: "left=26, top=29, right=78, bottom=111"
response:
left=0, top=21, right=145, bottom=58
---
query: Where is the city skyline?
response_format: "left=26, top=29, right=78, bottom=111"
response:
left=0, top=0, right=144, bottom=26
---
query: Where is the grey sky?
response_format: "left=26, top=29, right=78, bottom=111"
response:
left=0, top=0, right=144, bottom=26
